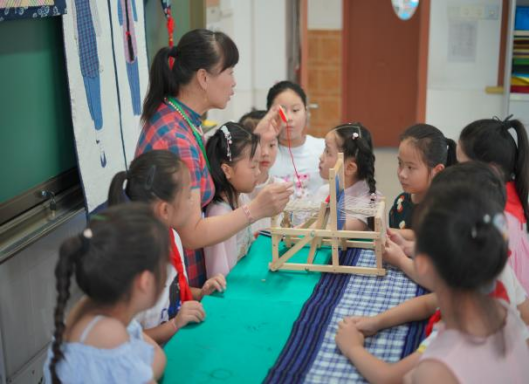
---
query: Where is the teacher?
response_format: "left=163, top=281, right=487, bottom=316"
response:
left=136, top=29, right=291, bottom=287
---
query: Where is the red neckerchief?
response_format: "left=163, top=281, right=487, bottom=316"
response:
left=505, top=182, right=526, bottom=224
left=424, top=281, right=510, bottom=337
left=168, top=229, right=194, bottom=303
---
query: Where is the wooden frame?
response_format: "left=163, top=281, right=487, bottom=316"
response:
left=269, top=154, right=386, bottom=276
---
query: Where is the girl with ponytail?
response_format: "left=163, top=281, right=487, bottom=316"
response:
left=43, top=204, right=168, bottom=383
left=317, top=122, right=382, bottom=230
left=108, top=150, right=226, bottom=345
left=458, top=117, right=529, bottom=293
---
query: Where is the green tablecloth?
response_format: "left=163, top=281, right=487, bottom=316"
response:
left=161, top=236, right=332, bottom=384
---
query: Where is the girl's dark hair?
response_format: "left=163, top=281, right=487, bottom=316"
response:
left=266, top=80, right=307, bottom=110
left=459, top=118, right=529, bottom=230
left=141, top=29, right=239, bottom=125
left=206, top=122, right=260, bottom=209
left=108, top=150, right=185, bottom=206
left=415, top=184, right=507, bottom=290
left=49, top=204, right=169, bottom=383
left=333, top=123, right=377, bottom=196
left=401, top=124, right=457, bottom=169
left=414, top=182, right=508, bottom=344
left=239, top=109, right=267, bottom=132
left=431, top=162, right=506, bottom=208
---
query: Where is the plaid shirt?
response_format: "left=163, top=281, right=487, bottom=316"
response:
left=136, top=100, right=214, bottom=287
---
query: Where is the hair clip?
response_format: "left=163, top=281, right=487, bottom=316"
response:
left=352, top=132, right=360, bottom=140
left=220, top=125, right=233, bottom=161
left=79, top=228, right=93, bottom=254
left=470, top=213, right=508, bottom=241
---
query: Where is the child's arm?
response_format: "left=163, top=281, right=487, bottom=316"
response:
left=335, top=318, right=421, bottom=384
left=191, top=274, right=227, bottom=301
left=518, top=298, right=529, bottom=325
left=142, top=333, right=167, bottom=381
left=350, top=293, right=437, bottom=336
left=345, top=218, right=369, bottom=231
left=397, top=228, right=415, bottom=241
left=144, top=301, right=206, bottom=344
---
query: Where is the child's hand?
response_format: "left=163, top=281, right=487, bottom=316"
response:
left=173, top=300, right=205, bottom=330
left=383, top=237, right=407, bottom=267
left=335, top=317, right=365, bottom=358
left=387, top=228, right=414, bottom=256
left=200, top=274, right=227, bottom=298
left=349, top=316, right=380, bottom=337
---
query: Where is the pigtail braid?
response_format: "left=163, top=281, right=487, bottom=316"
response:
left=49, top=236, right=85, bottom=384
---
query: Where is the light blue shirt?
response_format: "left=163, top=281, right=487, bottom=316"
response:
left=43, top=319, right=154, bottom=384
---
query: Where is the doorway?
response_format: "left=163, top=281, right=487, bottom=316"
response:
left=342, top=0, right=429, bottom=147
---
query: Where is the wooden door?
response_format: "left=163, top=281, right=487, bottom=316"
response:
left=342, top=0, right=429, bottom=147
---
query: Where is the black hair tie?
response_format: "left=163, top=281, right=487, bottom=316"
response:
left=493, top=114, right=514, bottom=131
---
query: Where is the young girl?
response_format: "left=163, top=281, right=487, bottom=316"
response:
left=389, top=124, right=456, bottom=236
left=43, top=204, right=168, bottom=383
left=458, top=117, right=529, bottom=293
left=204, top=122, right=261, bottom=277
left=108, top=150, right=226, bottom=344
left=317, top=122, right=382, bottom=230
left=240, top=111, right=286, bottom=234
left=239, top=109, right=267, bottom=131
left=337, top=182, right=529, bottom=384
left=267, top=81, right=325, bottom=200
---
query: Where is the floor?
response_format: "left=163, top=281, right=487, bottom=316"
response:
left=373, top=148, right=401, bottom=208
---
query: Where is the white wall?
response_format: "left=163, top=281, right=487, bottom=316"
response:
left=425, top=0, right=506, bottom=140
left=308, top=0, right=342, bottom=30
left=206, top=0, right=288, bottom=125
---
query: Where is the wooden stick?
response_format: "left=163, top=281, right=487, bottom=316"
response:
left=307, top=202, right=328, bottom=264
left=269, top=234, right=314, bottom=271
left=270, top=227, right=380, bottom=239
left=270, top=262, right=386, bottom=276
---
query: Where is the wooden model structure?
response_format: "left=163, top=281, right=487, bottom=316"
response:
left=269, top=153, right=386, bottom=276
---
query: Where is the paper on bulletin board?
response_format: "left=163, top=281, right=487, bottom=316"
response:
left=448, top=19, right=477, bottom=63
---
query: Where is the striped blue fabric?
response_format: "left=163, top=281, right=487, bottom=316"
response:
left=265, top=248, right=427, bottom=384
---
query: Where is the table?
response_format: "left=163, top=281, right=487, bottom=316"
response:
left=162, top=235, right=425, bottom=384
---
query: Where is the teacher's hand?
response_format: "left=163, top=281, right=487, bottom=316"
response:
left=254, top=105, right=283, bottom=137
left=249, top=182, right=293, bottom=219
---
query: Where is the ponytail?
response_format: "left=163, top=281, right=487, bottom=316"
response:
left=141, top=47, right=178, bottom=126
left=108, top=171, right=128, bottom=206
left=510, top=120, right=529, bottom=227
left=49, top=235, right=86, bottom=384
left=141, top=29, right=239, bottom=126
left=333, top=123, right=377, bottom=195
left=460, top=117, right=529, bottom=230
left=446, top=138, right=457, bottom=167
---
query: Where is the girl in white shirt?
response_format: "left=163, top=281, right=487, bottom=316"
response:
left=268, top=81, right=325, bottom=200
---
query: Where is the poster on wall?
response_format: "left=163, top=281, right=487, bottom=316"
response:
left=0, top=0, right=67, bottom=21
left=108, top=0, right=150, bottom=163
left=62, top=0, right=148, bottom=212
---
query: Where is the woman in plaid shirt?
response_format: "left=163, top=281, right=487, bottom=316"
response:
left=136, top=29, right=292, bottom=287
